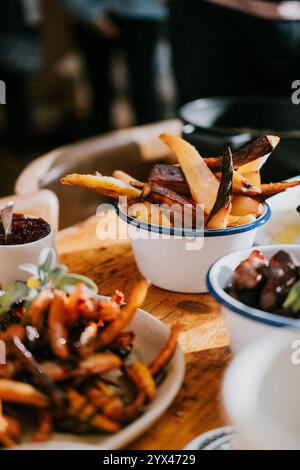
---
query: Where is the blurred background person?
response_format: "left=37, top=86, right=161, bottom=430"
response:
left=0, top=0, right=41, bottom=153
left=170, top=0, right=300, bottom=105
left=63, top=0, right=168, bottom=135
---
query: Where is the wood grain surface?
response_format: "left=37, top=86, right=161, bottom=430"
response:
left=57, top=214, right=231, bottom=450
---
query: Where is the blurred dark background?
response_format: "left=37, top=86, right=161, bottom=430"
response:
left=2, top=0, right=300, bottom=200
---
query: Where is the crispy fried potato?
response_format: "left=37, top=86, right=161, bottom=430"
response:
left=228, top=214, right=256, bottom=226
left=125, top=363, right=156, bottom=401
left=160, top=133, right=219, bottom=213
left=149, top=324, right=180, bottom=377
left=242, top=171, right=261, bottom=187
left=79, top=322, right=98, bottom=350
left=78, top=352, right=121, bottom=375
left=48, top=291, right=69, bottom=359
left=40, top=361, right=71, bottom=382
left=0, top=325, right=25, bottom=342
left=61, top=174, right=141, bottom=200
left=90, top=414, right=120, bottom=433
left=4, top=415, right=21, bottom=439
left=128, top=201, right=172, bottom=227
left=32, top=411, right=52, bottom=442
left=113, top=170, right=143, bottom=189
left=0, top=379, right=49, bottom=407
left=231, top=196, right=263, bottom=217
left=206, top=148, right=233, bottom=229
left=29, top=289, right=54, bottom=327
left=85, top=279, right=150, bottom=353
left=260, top=180, right=300, bottom=198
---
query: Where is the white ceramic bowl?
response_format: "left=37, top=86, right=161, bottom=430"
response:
left=223, top=334, right=300, bottom=449
left=117, top=203, right=271, bottom=293
left=207, top=244, right=300, bottom=353
left=0, top=220, right=55, bottom=286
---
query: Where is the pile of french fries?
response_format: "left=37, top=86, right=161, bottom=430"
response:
left=0, top=280, right=179, bottom=447
left=61, top=133, right=300, bottom=230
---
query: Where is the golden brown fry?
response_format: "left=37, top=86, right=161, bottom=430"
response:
left=242, top=171, right=261, bottom=187
left=61, top=174, right=141, bottom=200
left=0, top=379, right=49, bottom=408
left=4, top=415, right=21, bottom=440
left=149, top=324, right=180, bottom=377
left=260, top=180, right=300, bottom=198
left=160, top=133, right=219, bottom=213
left=128, top=201, right=172, bottom=227
left=79, top=322, right=98, bottom=350
left=125, top=363, right=156, bottom=401
left=90, top=413, right=120, bottom=433
left=228, top=214, right=256, bottom=226
left=231, top=196, right=263, bottom=217
left=102, top=397, right=123, bottom=419
left=77, top=352, right=121, bottom=375
left=48, top=291, right=69, bottom=359
left=0, top=362, right=19, bottom=379
left=28, top=289, right=54, bottom=327
left=97, top=300, right=121, bottom=322
left=67, top=389, right=86, bottom=413
left=111, top=290, right=124, bottom=305
left=87, top=387, right=111, bottom=409
left=0, top=325, right=25, bottom=342
left=32, top=411, right=52, bottom=442
left=85, top=279, right=150, bottom=353
left=40, top=361, right=71, bottom=382
left=113, top=170, right=143, bottom=189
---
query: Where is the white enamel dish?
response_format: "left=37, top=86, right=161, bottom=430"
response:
left=223, top=334, right=300, bottom=449
left=207, top=244, right=300, bottom=353
left=117, top=203, right=271, bottom=294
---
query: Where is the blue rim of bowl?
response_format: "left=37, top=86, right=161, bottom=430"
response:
left=206, top=248, right=300, bottom=329
left=115, top=202, right=271, bottom=238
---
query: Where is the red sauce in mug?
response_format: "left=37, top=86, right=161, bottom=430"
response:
left=0, top=214, right=51, bottom=245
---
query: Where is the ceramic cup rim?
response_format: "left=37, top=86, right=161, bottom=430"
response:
left=0, top=216, right=55, bottom=250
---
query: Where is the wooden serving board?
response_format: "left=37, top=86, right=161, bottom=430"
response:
left=57, top=213, right=231, bottom=450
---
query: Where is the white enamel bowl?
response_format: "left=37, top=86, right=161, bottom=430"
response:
left=117, top=203, right=271, bottom=293
left=207, top=244, right=300, bottom=353
left=223, top=334, right=300, bottom=449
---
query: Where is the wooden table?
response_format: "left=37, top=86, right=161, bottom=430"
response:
left=57, top=213, right=231, bottom=450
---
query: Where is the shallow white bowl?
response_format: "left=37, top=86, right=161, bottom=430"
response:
left=223, top=334, right=300, bottom=449
left=0, top=220, right=55, bottom=286
left=207, top=244, right=300, bottom=353
left=117, top=204, right=271, bottom=293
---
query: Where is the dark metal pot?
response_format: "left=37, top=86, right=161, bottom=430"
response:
left=179, top=96, right=300, bottom=181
